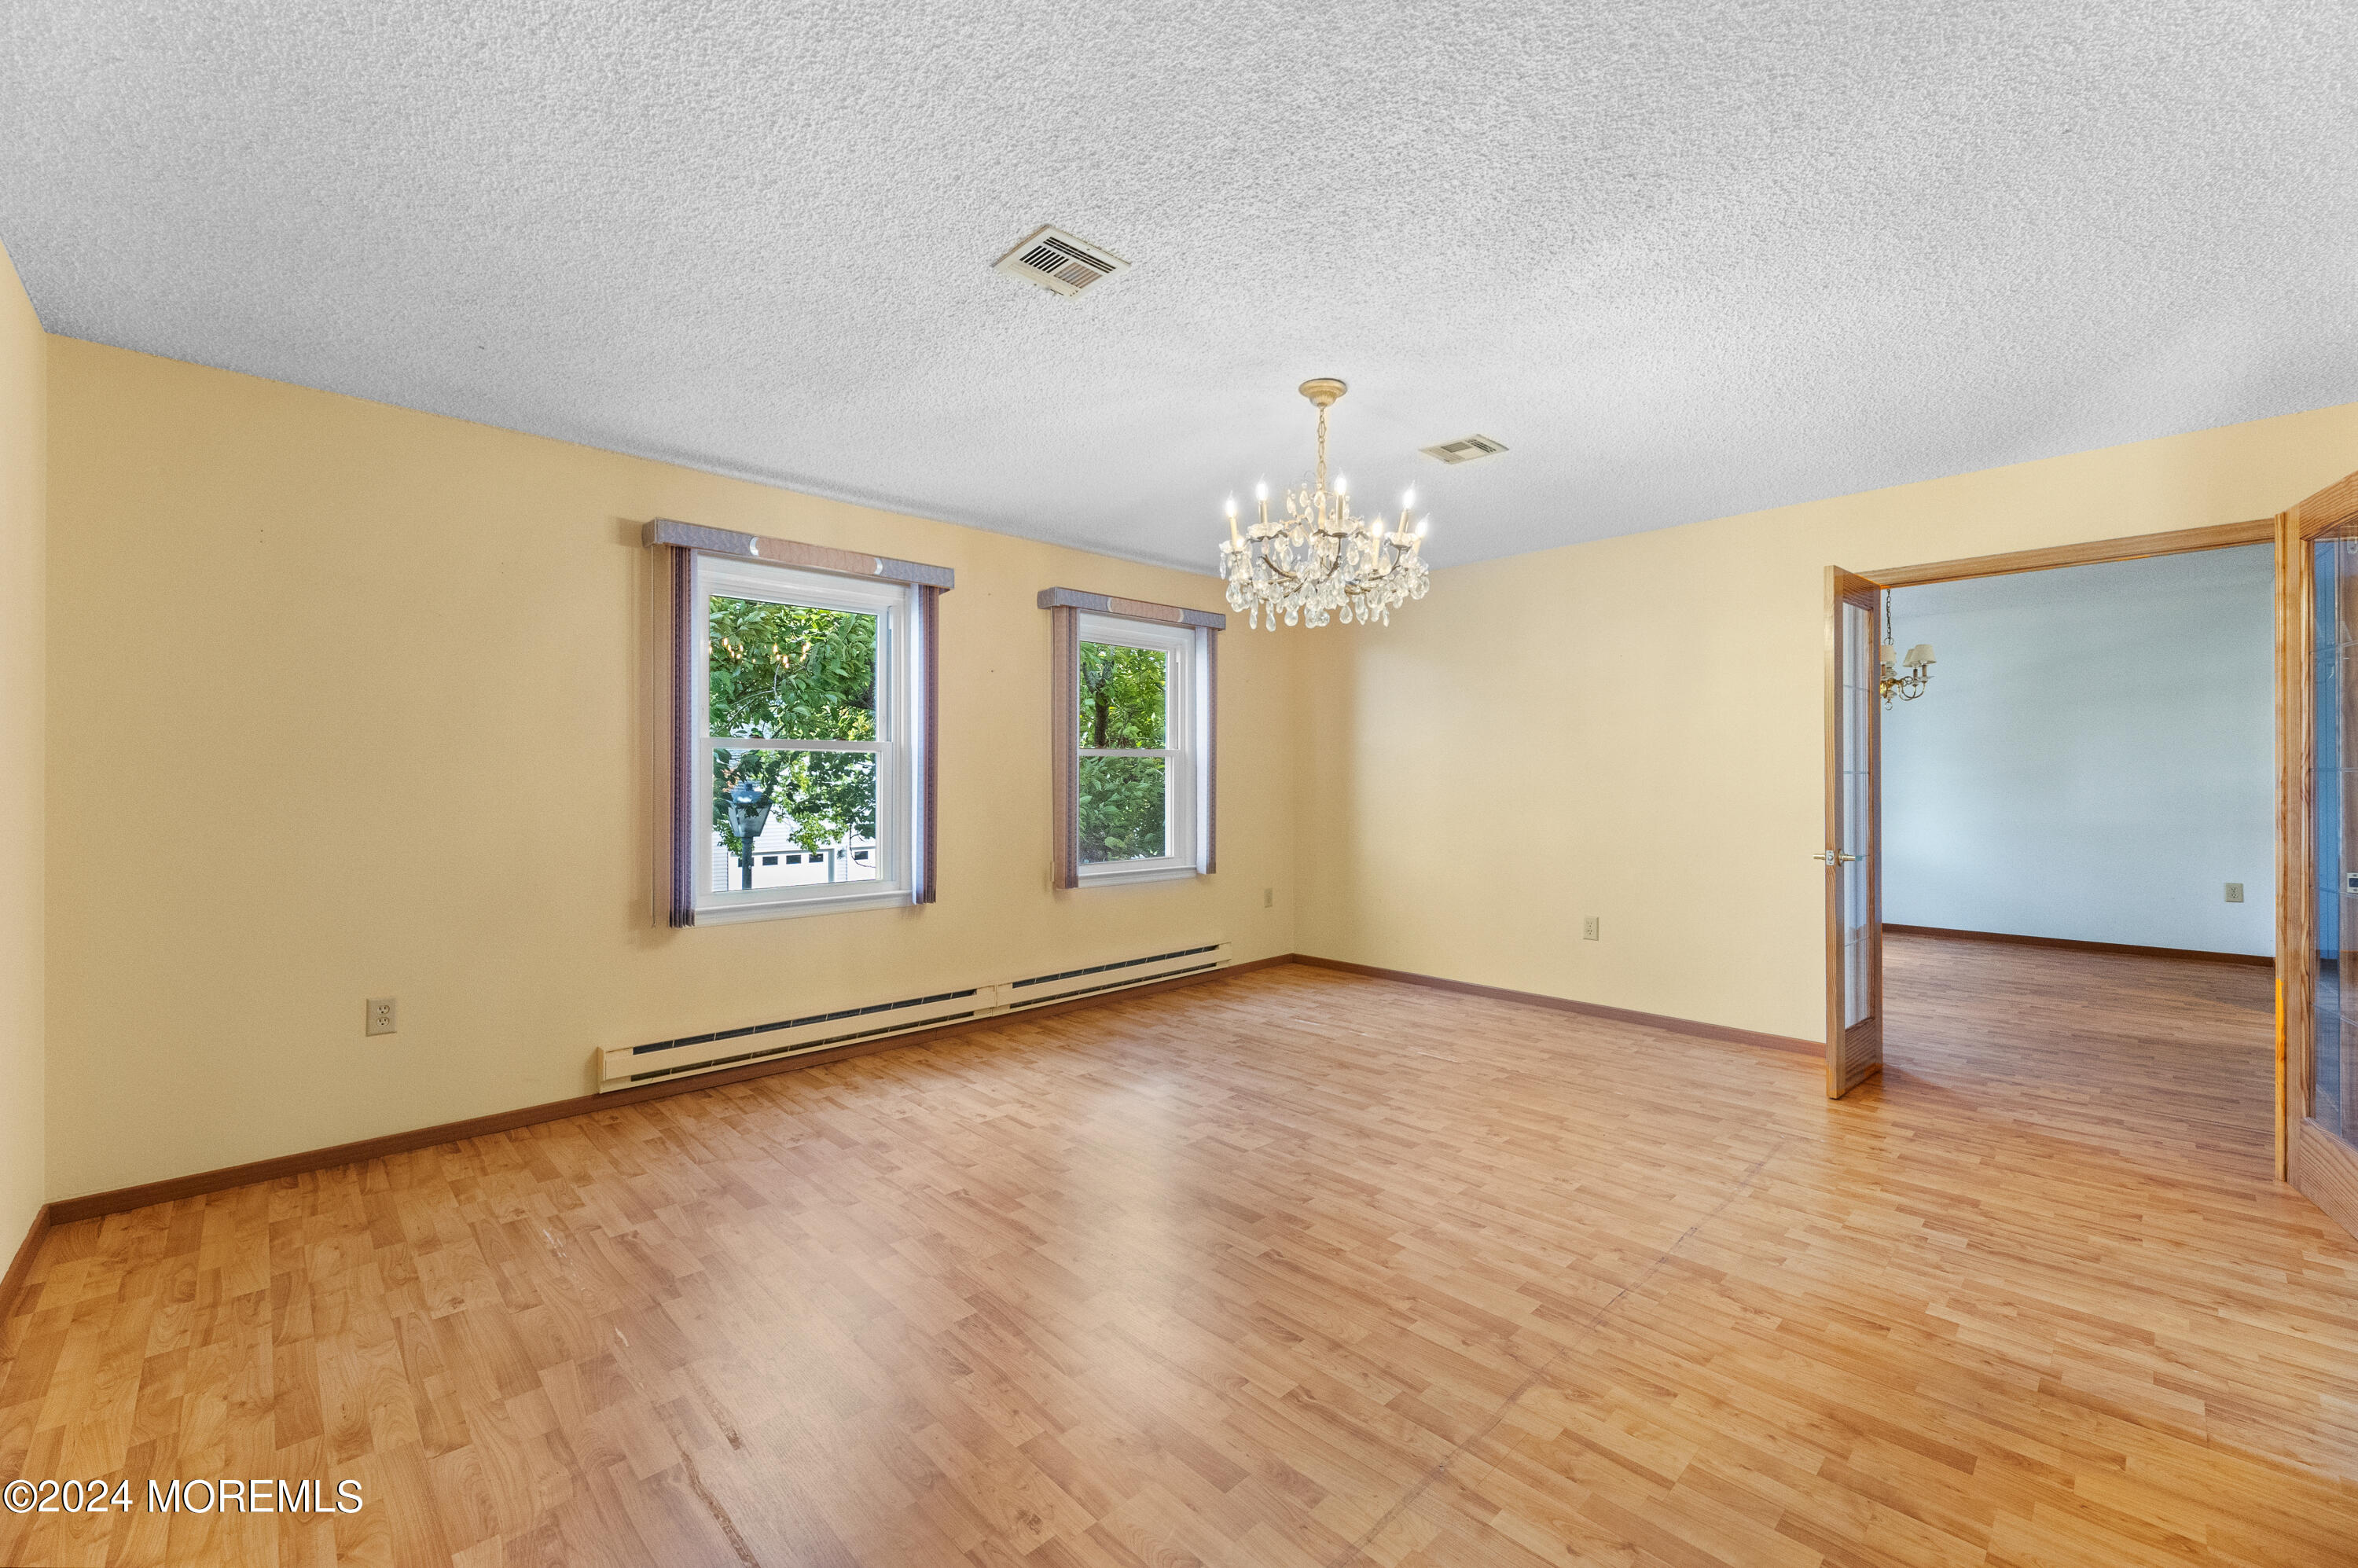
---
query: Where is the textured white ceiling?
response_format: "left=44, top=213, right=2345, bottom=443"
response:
left=4, top=2, right=2356, bottom=571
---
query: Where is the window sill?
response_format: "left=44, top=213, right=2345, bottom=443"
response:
left=1076, top=863, right=1200, bottom=887
left=695, top=887, right=913, bottom=924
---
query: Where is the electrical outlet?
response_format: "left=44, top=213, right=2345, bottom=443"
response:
left=365, top=997, right=397, bottom=1036
left=2224, top=883, right=2244, bottom=904
left=1582, top=916, right=1600, bottom=942
left=1263, top=887, right=1274, bottom=909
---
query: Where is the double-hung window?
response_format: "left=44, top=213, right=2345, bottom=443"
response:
left=1074, top=611, right=1209, bottom=883
left=692, top=554, right=915, bottom=920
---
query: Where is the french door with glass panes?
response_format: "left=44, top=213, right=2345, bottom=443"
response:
left=2282, top=469, right=2358, bottom=1237
left=1824, top=567, right=1885, bottom=1098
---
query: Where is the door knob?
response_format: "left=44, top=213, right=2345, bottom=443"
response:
left=1812, top=850, right=1858, bottom=865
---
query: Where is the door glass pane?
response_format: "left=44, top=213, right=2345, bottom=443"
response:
left=708, top=596, right=878, bottom=741
left=1078, top=642, right=1168, bottom=747
left=2318, top=540, right=2355, bottom=1140
left=1841, top=600, right=1874, bottom=1028
left=709, top=747, right=880, bottom=893
left=1078, top=756, right=1167, bottom=864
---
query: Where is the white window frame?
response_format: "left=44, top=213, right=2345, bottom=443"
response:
left=692, top=555, right=916, bottom=923
left=1075, top=611, right=1205, bottom=885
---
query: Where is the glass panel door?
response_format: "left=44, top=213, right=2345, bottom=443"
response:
left=1826, top=568, right=1885, bottom=1097
left=2286, top=468, right=2358, bottom=1243
left=1842, top=600, right=1875, bottom=1030
left=2316, top=536, right=2358, bottom=1143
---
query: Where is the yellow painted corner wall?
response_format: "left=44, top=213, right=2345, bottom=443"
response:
left=44, top=338, right=1297, bottom=1200
left=0, top=241, right=42, bottom=1247
left=1296, top=402, right=2358, bottom=1045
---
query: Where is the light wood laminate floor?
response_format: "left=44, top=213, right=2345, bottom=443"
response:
left=3, top=938, right=2355, bottom=1566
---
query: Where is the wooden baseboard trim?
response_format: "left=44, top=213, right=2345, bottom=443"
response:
left=46, top=955, right=1294, bottom=1228
left=1289, top=954, right=1822, bottom=1058
left=41, top=952, right=1816, bottom=1231
left=1882, top=924, right=2274, bottom=968
left=2, top=1202, right=51, bottom=1320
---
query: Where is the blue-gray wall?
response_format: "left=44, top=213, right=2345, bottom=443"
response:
left=1882, top=544, right=2272, bottom=957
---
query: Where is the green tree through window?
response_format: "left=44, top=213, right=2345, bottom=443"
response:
left=1078, top=642, right=1169, bottom=862
left=707, top=596, right=878, bottom=872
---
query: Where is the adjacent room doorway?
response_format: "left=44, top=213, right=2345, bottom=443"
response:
left=1822, top=465, right=2358, bottom=1242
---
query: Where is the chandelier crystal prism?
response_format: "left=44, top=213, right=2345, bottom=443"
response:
left=1219, top=379, right=1431, bottom=630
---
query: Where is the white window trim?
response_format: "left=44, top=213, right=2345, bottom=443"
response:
left=692, top=555, right=916, bottom=922
left=1075, top=611, right=1204, bottom=884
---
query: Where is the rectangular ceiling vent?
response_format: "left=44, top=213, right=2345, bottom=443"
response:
left=1420, top=435, right=1509, bottom=465
left=994, top=225, right=1130, bottom=298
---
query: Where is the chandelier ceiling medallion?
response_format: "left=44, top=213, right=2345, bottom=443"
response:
left=1220, top=378, right=1431, bottom=630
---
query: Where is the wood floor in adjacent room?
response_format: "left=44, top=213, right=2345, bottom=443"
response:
left=4, top=936, right=2356, bottom=1567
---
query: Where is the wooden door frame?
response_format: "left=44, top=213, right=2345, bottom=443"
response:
left=1839, top=513, right=2278, bottom=1138
left=2275, top=471, right=2358, bottom=1228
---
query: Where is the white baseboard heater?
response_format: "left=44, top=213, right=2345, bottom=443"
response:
left=597, top=942, right=1230, bottom=1092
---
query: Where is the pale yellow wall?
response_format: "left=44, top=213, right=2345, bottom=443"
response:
left=45, top=339, right=1296, bottom=1199
left=0, top=243, right=42, bottom=1247
left=1297, top=404, right=2358, bottom=1044
left=43, top=325, right=2358, bottom=1202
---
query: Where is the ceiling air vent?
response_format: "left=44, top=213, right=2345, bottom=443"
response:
left=1420, top=434, right=1509, bottom=465
left=994, top=225, right=1130, bottom=298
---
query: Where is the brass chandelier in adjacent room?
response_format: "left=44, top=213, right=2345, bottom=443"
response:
left=1879, top=591, right=1936, bottom=707
left=1220, top=379, right=1431, bottom=629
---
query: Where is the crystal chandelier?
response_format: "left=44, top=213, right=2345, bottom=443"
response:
left=1219, top=378, right=1431, bottom=630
